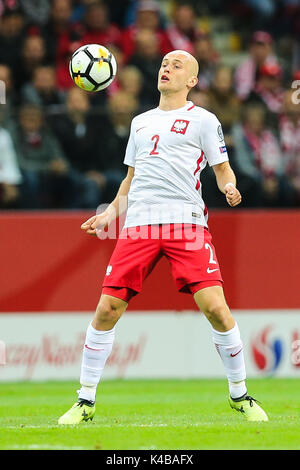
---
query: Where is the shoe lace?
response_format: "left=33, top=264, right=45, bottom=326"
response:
left=245, top=395, right=261, bottom=407
left=77, top=399, right=94, bottom=408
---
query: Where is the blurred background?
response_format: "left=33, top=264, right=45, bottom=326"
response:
left=0, top=0, right=300, bottom=382
left=0, top=0, right=300, bottom=210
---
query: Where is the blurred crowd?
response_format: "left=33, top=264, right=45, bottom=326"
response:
left=0, top=0, right=300, bottom=210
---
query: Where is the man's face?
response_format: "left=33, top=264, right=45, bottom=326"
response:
left=250, top=42, right=271, bottom=64
left=23, top=37, right=45, bottom=62
left=34, top=67, right=55, bottom=92
left=174, top=6, right=195, bottom=32
left=52, top=0, right=71, bottom=23
left=157, top=52, right=197, bottom=94
left=137, top=10, right=159, bottom=30
left=20, top=109, right=43, bottom=133
left=246, top=108, right=265, bottom=134
left=260, top=75, right=281, bottom=92
left=0, top=66, right=12, bottom=91
left=67, top=89, right=90, bottom=114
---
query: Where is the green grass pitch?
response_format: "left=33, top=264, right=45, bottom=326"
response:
left=0, top=378, right=299, bottom=450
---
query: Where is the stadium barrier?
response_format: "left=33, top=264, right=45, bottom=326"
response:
left=0, top=210, right=300, bottom=380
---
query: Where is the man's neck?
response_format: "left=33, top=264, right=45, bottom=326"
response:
left=158, top=93, right=188, bottom=111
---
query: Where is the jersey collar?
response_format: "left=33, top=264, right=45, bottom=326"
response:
left=156, top=101, right=194, bottom=114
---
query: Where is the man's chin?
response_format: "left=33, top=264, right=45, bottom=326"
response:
left=158, top=82, right=172, bottom=92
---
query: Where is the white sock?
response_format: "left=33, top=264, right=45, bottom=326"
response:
left=78, top=323, right=115, bottom=402
left=212, top=322, right=247, bottom=399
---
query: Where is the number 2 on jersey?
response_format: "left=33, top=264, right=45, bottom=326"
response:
left=150, top=135, right=159, bottom=155
left=205, top=243, right=217, bottom=264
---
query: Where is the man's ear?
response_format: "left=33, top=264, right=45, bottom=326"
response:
left=188, top=76, right=198, bottom=89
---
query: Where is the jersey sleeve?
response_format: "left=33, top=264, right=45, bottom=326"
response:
left=200, top=113, right=229, bottom=167
left=123, top=119, right=136, bottom=167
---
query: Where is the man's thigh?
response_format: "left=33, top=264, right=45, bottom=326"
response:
left=162, top=224, right=223, bottom=293
left=193, top=285, right=228, bottom=312
left=102, top=226, right=162, bottom=293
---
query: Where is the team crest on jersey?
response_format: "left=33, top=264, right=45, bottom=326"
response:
left=171, top=119, right=190, bottom=134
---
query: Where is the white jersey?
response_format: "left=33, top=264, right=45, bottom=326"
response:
left=123, top=101, right=228, bottom=228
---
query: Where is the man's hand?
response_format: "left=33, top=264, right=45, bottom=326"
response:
left=49, top=159, right=68, bottom=175
left=81, top=210, right=114, bottom=236
left=263, top=177, right=278, bottom=197
left=224, top=183, right=242, bottom=207
left=86, top=170, right=107, bottom=189
left=2, top=184, right=19, bottom=204
left=291, top=176, right=300, bottom=192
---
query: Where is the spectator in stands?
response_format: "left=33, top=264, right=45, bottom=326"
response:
left=48, top=87, right=105, bottom=207
left=16, top=35, right=47, bottom=91
left=105, top=90, right=138, bottom=167
left=166, top=2, right=198, bottom=54
left=188, top=88, right=211, bottom=110
left=246, top=63, right=285, bottom=118
left=0, top=7, right=24, bottom=78
left=98, top=90, right=138, bottom=201
left=0, top=113, right=22, bottom=208
left=49, top=87, right=128, bottom=207
left=129, top=28, right=162, bottom=109
left=43, top=0, right=82, bottom=90
left=122, top=0, right=171, bottom=62
left=279, top=89, right=300, bottom=203
left=80, top=1, right=122, bottom=50
left=20, top=0, right=50, bottom=26
left=10, top=104, right=79, bottom=208
left=232, top=104, right=292, bottom=207
left=48, top=87, right=95, bottom=171
left=21, top=65, right=64, bottom=109
left=108, top=43, right=125, bottom=70
left=70, top=0, right=95, bottom=23
left=83, top=90, right=137, bottom=204
left=105, top=0, right=132, bottom=27
left=203, top=66, right=240, bottom=209
left=118, top=65, right=143, bottom=104
left=207, top=65, right=241, bottom=148
left=0, top=64, right=17, bottom=123
left=51, top=89, right=137, bottom=206
left=234, top=31, right=279, bottom=101
left=194, top=34, right=219, bottom=91
left=43, top=0, right=73, bottom=61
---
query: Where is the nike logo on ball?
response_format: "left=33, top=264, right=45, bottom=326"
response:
left=207, top=268, right=219, bottom=273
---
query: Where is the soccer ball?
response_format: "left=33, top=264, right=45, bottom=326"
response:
left=69, top=44, right=117, bottom=92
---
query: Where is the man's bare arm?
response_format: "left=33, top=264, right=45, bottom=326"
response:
left=81, top=166, right=135, bottom=235
left=212, top=161, right=242, bottom=207
left=105, top=166, right=135, bottom=219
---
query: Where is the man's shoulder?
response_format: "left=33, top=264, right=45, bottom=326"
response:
left=131, top=105, right=219, bottom=126
left=189, top=105, right=220, bottom=124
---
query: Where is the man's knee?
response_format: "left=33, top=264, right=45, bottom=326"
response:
left=203, top=301, right=227, bottom=321
left=202, top=301, right=233, bottom=330
left=93, top=294, right=127, bottom=328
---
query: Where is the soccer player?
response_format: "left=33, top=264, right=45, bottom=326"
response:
left=59, top=50, right=268, bottom=424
